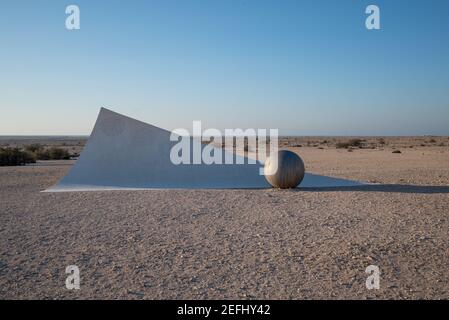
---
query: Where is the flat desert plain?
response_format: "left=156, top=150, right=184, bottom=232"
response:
left=0, top=136, right=448, bottom=299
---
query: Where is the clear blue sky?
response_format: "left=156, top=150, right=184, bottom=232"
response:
left=1, top=0, right=448, bottom=135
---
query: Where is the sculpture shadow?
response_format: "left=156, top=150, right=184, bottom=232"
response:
left=298, top=184, right=449, bottom=194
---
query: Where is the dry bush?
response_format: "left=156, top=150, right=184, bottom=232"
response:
left=0, top=147, right=36, bottom=166
left=336, top=139, right=363, bottom=149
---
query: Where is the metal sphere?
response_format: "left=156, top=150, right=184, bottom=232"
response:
left=264, top=150, right=305, bottom=189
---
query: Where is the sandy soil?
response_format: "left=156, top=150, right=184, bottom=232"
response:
left=0, top=137, right=449, bottom=299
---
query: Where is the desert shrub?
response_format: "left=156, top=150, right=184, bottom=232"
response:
left=349, top=138, right=363, bottom=147
left=49, top=147, right=70, bottom=160
left=33, top=148, right=49, bottom=160
left=25, top=143, right=44, bottom=153
left=429, top=138, right=437, bottom=143
left=336, top=139, right=363, bottom=149
left=336, top=142, right=349, bottom=149
left=378, top=138, right=386, bottom=145
left=392, top=150, right=402, bottom=154
left=0, top=147, right=36, bottom=166
left=36, top=147, right=71, bottom=160
left=0, top=145, right=72, bottom=165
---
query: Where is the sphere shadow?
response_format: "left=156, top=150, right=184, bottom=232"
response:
left=297, top=184, right=449, bottom=194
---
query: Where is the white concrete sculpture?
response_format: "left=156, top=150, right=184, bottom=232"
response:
left=45, top=108, right=364, bottom=192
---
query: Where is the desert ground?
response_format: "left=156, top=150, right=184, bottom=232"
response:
left=0, top=136, right=448, bottom=299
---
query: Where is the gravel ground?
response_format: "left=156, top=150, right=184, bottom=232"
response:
left=0, top=145, right=448, bottom=299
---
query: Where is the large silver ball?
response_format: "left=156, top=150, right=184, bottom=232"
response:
left=264, top=150, right=305, bottom=189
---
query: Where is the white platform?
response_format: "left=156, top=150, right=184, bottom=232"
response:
left=45, top=108, right=364, bottom=192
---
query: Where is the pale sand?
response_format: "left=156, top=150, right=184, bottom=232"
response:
left=1, top=139, right=449, bottom=299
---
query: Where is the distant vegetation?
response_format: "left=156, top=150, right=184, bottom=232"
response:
left=25, top=144, right=71, bottom=160
left=0, top=144, right=72, bottom=166
left=336, top=139, right=363, bottom=149
left=0, top=147, right=36, bottom=166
